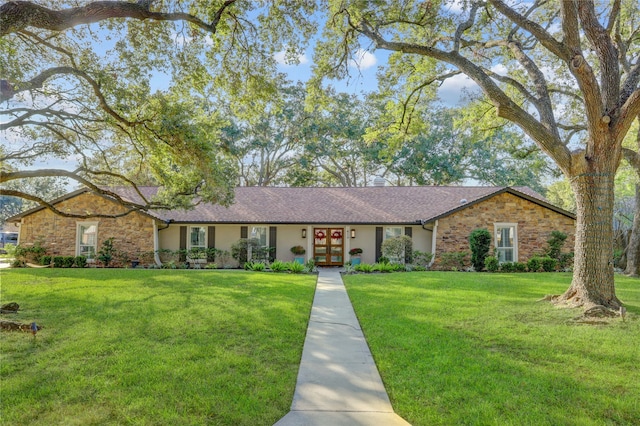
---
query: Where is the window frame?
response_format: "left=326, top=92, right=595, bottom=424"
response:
left=494, top=223, right=518, bottom=263
left=189, top=226, right=207, bottom=250
left=76, top=222, right=98, bottom=259
left=384, top=227, right=403, bottom=240
left=250, top=226, right=268, bottom=248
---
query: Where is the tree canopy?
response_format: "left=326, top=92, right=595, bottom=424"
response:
left=0, top=0, right=315, bottom=216
left=313, top=0, right=640, bottom=313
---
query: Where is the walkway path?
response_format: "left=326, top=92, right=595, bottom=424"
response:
left=274, top=268, right=410, bottom=426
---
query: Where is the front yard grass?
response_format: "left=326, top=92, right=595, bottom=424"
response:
left=343, top=272, right=640, bottom=426
left=1, top=269, right=316, bottom=425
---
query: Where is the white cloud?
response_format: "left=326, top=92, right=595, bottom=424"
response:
left=437, top=73, right=480, bottom=106
left=349, top=49, right=377, bottom=70
left=274, top=50, right=309, bottom=66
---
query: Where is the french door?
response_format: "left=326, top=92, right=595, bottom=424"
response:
left=313, top=228, right=344, bottom=266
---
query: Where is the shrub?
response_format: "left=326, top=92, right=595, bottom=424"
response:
left=15, top=240, right=48, bottom=264
left=545, top=230, right=568, bottom=260
left=74, top=256, right=87, bottom=268
left=40, top=255, right=52, bottom=266
left=485, top=256, right=499, bottom=272
left=305, top=259, right=316, bottom=273
left=469, top=228, right=492, bottom=271
left=232, top=238, right=258, bottom=264
left=412, top=250, right=434, bottom=267
left=377, top=256, right=390, bottom=264
left=500, top=262, right=515, bottom=273
left=270, top=260, right=288, bottom=272
left=439, top=251, right=468, bottom=271
left=514, top=262, right=527, bottom=272
left=97, top=238, right=116, bottom=267
left=3, top=243, right=16, bottom=256
left=408, top=264, right=427, bottom=272
left=206, top=247, right=218, bottom=262
left=373, top=262, right=395, bottom=273
left=355, top=263, right=374, bottom=273
left=287, top=261, right=305, bottom=274
left=540, top=256, right=558, bottom=272
left=527, top=256, right=542, bottom=272
left=290, top=245, right=306, bottom=255
left=248, top=262, right=266, bottom=272
left=381, top=235, right=413, bottom=264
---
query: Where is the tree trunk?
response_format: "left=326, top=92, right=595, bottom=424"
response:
left=556, top=169, right=621, bottom=310
left=624, top=183, right=640, bottom=276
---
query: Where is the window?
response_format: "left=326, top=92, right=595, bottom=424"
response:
left=495, top=223, right=517, bottom=263
left=385, top=227, right=402, bottom=240
left=189, top=226, right=206, bottom=249
left=77, top=222, right=98, bottom=259
left=251, top=226, right=268, bottom=247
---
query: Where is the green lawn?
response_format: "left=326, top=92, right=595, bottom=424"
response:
left=343, top=272, right=640, bottom=426
left=0, top=269, right=316, bottom=426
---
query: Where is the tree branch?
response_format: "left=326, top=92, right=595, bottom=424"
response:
left=0, top=0, right=238, bottom=37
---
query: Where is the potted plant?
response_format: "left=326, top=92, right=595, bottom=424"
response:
left=349, top=247, right=363, bottom=265
left=291, top=245, right=306, bottom=264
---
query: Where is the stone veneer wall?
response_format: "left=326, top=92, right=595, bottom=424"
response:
left=17, top=192, right=156, bottom=258
left=432, top=192, right=575, bottom=269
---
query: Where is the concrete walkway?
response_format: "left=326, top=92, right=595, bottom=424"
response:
left=275, top=268, right=411, bottom=426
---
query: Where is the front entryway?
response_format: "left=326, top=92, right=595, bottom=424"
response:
left=313, top=228, right=344, bottom=266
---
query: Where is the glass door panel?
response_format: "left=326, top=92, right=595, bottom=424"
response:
left=314, top=228, right=344, bottom=266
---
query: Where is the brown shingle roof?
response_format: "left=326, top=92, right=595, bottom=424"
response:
left=8, top=185, right=574, bottom=224
left=146, top=186, right=572, bottom=224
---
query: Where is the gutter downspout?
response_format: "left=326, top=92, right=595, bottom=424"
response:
left=153, top=221, right=161, bottom=266
left=153, top=220, right=172, bottom=266
left=422, top=219, right=438, bottom=269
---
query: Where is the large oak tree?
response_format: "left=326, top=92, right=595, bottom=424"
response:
left=314, top=0, right=640, bottom=313
left=1, top=0, right=314, bottom=216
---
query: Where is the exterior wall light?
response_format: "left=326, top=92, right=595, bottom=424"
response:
left=302, top=228, right=307, bottom=238
left=351, top=229, right=356, bottom=239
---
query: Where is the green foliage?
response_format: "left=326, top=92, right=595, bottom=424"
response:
left=373, top=262, right=396, bottom=273
left=500, top=262, right=515, bottom=273
left=231, top=238, right=259, bottom=264
left=290, top=245, right=306, bottom=255
left=439, top=251, right=468, bottom=271
left=469, top=228, right=492, bottom=271
left=355, top=263, right=375, bottom=273
left=270, top=260, right=288, bottom=272
left=514, top=262, right=527, bottom=272
left=412, top=250, right=434, bottom=267
left=97, top=238, right=116, bottom=267
left=74, top=256, right=87, bottom=268
left=545, top=231, right=568, bottom=260
left=485, top=256, right=499, bottom=272
left=305, top=259, right=316, bottom=273
left=377, top=256, right=390, bottom=264
left=527, top=257, right=543, bottom=272
left=14, top=240, right=47, bottom=265
left=287, top=261, right=305, bottom=274
left=540, top=257, right=558, bottom=272
left=3, top=243, right=16, bottom=256
left=247, top=262, right=266, bottom=272
left=381, top=235, right=412, bottom=264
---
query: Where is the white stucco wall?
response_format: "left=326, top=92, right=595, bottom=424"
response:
left=158, top=223, right=433, bottom=265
